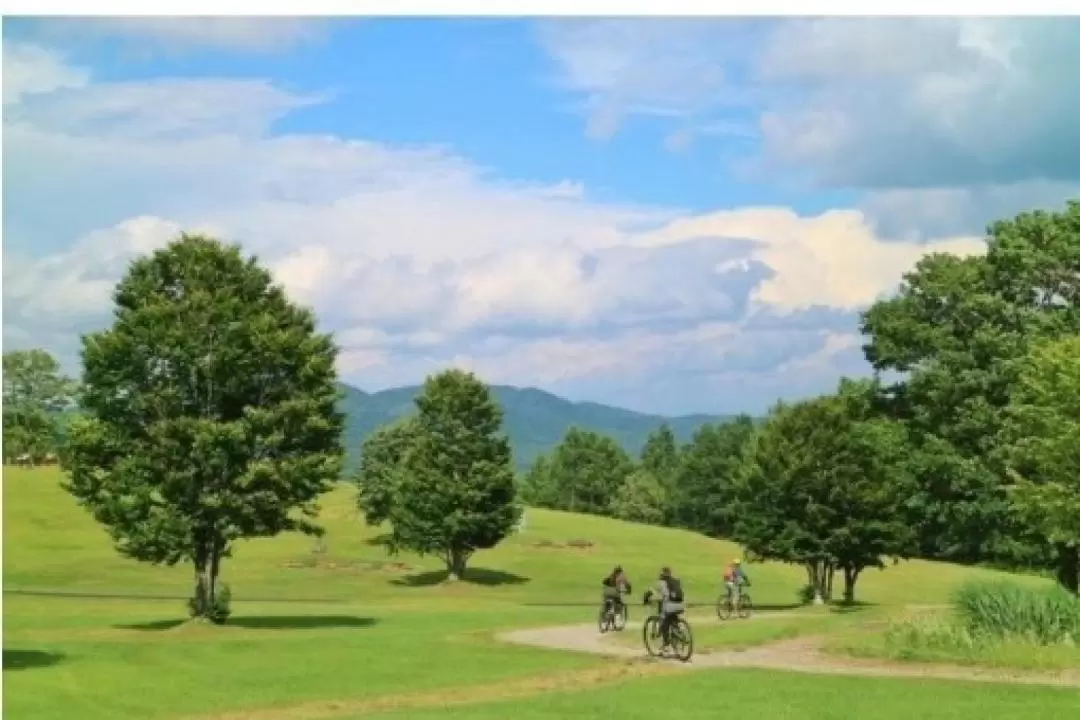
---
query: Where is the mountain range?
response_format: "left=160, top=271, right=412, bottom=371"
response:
left=339, top=383, right=734, bottom=471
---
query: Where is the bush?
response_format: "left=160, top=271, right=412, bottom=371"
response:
left=797, top=584, right=816, bottom=606
left=954, top=581, right=1080, bottom=645
left=187, top=584, right=232, bottom=625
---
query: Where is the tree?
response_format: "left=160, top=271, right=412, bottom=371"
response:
left=733, top=380, right=915, bottom=604
left=364, top=369, right=520, bottom=581
left=2, top=349, right=75, bottom=463
left=64, top=234, right=344, bottom=622
left=639, top=424, right=678, bottom=521
left=1000, top=336, right=1080, bottom=594
left=610, top=468, right=669, bottom=525
left=670, top=416, right=755, bottom=536
left=520, top=454, right=556, bottom=507
left=532, top=427, right=634, bottom=515
left=354, top=417, right=419, bottom=526
left=861, top=201, right=1080, bottom=568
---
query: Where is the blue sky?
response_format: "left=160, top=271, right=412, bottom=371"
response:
left=4, top=17, right=1079, bottom=414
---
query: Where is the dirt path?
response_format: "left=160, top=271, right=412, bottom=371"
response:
left=497, top=620, right=1080, bottom=688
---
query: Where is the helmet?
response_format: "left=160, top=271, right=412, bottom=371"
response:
left=659, top=566, right=672, bottom=579
left=733, top=558, right=741, bottom=565
left=614, top=565, right=623, bottom=574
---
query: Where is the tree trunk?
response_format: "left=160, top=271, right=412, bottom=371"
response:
left=1055, top=544, right=1079, bottom=596
left=824, top=562, right=835, bottom=602
left=192, top=539, right=221, bottom=620
left=446, top=548, right=469, bottom=582
left=842, top=565, right=861, bottom=603
left=806, top=560, right=830, bottom=605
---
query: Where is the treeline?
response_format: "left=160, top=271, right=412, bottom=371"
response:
left=2, top=349, right=76, bottom=465
left=521, top=201, right=1080, bottom=600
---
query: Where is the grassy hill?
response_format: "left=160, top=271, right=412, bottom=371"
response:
left=339, top=383, right=735, bottom=470
left=2, top=467, right=1071, bottom=720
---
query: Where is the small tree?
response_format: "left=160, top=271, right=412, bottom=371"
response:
left=363, top=369, right=520, bottom=581
left=355, top=417, right=419, bottom=526
left=520, top=454, right=556, bottom=507
left=542, top=427, right=634, bottom=515
left=611, top=468, right=668, bottom=525
left=733, top=380, right=914, bottom=604
left=670, top=416, right=755, bottom=536
left=1001, top=336, right=1080, bottom=594
left=65, top=234, right=344, bottom=622
left=2, top=349, right=75, bottom=463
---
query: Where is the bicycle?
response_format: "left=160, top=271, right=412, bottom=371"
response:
left=641, top=593, right=693, bottom=662
left=597, top=594, right=629, bottom=633
left=716, top=584, right=753, bottom=620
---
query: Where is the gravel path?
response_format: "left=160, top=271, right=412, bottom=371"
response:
left=497, top=619, right=1080, bottom=688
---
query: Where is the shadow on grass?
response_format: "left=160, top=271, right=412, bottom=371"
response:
left=522, top=601, right=807, bottom=611
left=392, top=568, right=530, bottom=587
left=117, top=615, right=379, bottom=631
left=828, top=600, right=879, bottom=614
left=3, top=649, right=65, bottom=671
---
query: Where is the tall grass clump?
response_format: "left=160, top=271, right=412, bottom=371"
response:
left=954, top=581, right=1080, bottom=645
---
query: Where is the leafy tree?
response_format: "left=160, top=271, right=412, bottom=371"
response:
left=533, top=427, right=634, bottom=515
left=64, top=234, right=344, bottom=622
left=369, top=369, right=520, bottom=580
left=639, top=424, right=678, bottom=520
left=861, top=201, right=1080, bottom=567
left=610, top=468, right=668, bottom=525
left=520, top=454, right=556, bottom=507
left=733, top=380, right=915, bottom=603
left=354, top=417, right=419, bottom=526
left=670, top=416, right=755, bottom=536
left=1000, top=336, right=1080, bottom=594
left=2, top=349, right=75, bottom=462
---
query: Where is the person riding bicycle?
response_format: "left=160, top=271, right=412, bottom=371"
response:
left=723, top=558, right=750, bottom=607
left=643, top=566, right=685, bottom=651
left=601, top=565, right=632, bottom=613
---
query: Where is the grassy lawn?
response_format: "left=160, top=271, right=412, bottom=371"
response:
left=354, top=668, right=1080, bottom=720
left=4, top=467, right=1078, bottom=720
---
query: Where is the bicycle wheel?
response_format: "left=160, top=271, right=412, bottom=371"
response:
left=716, top=595, right=733, bottom=620
left=642, top=616, right=663, bottom=657
left=597, top=602, right=612, bottom=633
left=613, top=602, right=628, bottom=631
left=737, top=593, right=753, bottom=619
left=670, top=617, right=694, bottom=662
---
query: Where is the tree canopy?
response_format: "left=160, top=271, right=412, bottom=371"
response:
left=2, top=349, right=75, bottom=463
left=354, top=369, right=520, bottom=580
left=64, top=234, right=344, bottom=621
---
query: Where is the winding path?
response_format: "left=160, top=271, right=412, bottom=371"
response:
left=497, top=619, right=1080, bottom=688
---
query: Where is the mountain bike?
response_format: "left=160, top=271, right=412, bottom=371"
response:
left=716, top=585, right=753, bottom=620
left=598, top=595, right=629, bottom=633
left=641, top=596, right=693, bottom=662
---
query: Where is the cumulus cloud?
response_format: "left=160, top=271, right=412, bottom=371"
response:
left=2, top=41, right=987, bottom=413
left=539, top=18, right=1080, bottom=235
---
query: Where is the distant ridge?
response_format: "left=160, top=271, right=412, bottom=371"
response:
left=338, top=383, right=737, bottom=470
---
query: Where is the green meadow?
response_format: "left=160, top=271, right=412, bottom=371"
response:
left=3, top=467, right=1077, bottom=720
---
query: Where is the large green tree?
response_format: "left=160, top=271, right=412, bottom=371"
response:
left=65, top=234, right=344, bottom=621
left=733, top=380, right=915, bottom=603
left=1000, top=336, right=1080, bottom=593
left=861, top=200, right=1080, bottom=567
left=2, top=349, right=75, bottom=463
left=610, top=468, right=669, bottom=525
left=523, top=427, right=634, bottom=516
left=359, top=369, right=520, bottom=581
left=670, top=415, right=755, bottom=537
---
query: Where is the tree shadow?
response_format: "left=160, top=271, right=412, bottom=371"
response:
left=828, top=600, right=879, bottom=614
left=116, top=615, right=378, bottom=631
left=392, top=568, right=530, bottom=587
left=3, top=649, right=65, bottom=671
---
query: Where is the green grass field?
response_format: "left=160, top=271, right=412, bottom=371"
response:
left=4, top=467, right=1077, bottom=719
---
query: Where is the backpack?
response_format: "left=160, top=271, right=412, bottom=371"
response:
left=666, top=577, right=684, bottom=602
left=723, top=566, right=736, bottom=582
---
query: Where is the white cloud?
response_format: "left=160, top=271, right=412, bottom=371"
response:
left=2, top=42, right=89, bottom=105
left=28, top=18, right=330, bottom=53
left=2, top=41, right=991, bottom=413
left=539, top=17, right=1080, bottom=232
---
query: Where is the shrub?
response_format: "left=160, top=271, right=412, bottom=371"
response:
left=187, top=584, right=232, bottom=625
left=797, top=584, right=816, bottom=606
left=954, top=581, right=1080, bottom=645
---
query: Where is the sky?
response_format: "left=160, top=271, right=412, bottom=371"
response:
left=3, top=16, right=1079, bottom=415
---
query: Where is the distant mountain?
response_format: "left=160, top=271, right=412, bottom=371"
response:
left=339, top=383, right=737, bottom=471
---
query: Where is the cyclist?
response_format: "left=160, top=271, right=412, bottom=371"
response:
left=723, top=558, right=750, bottom=608
left=644, top=566, right=685, bottom=651
left=601, top=565, right=632, bottom=616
